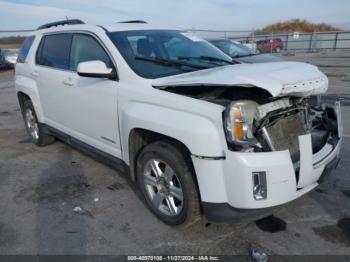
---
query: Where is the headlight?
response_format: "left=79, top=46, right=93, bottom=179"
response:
left=224, top=100, right=258, bottom=144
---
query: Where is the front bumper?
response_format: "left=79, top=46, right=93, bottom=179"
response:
left=192, top=101, right=342, bottom=222
left=201, top=153, right=340, bottom=223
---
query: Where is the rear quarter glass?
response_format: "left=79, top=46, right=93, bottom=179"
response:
left=17, top=36, right=35, bottom=63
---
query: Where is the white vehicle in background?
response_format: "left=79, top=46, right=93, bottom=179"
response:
left=15, top=19, right=342, bottom=226
left=241, top=41, right=257, bottom=52
left=0, top=48, right=18, bottom=69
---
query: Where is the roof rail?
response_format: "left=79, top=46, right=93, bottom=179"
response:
left=37, top=19, right=85, bottom=30
left=118, top=20, right=147, bottom=24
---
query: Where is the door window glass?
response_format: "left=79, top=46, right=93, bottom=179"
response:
left=69, top=34, right=112, bottom=71
left=36, top=33, right=71, bottom=70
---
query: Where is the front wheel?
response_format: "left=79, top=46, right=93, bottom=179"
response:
left=136, top=141, right=201, bottom=226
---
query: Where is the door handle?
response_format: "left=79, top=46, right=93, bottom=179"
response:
left=31, top=71, right=39, bottom=77
left=62, top=78, right=74, bottom=86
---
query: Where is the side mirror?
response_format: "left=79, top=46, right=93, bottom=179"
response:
left=77, top=60, right=117, bottom=79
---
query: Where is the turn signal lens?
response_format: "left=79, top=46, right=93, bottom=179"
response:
left=235, top=122, right=244, bottom=141
left=232, top=107, right=244, bottom=141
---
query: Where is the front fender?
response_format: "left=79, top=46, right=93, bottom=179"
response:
left=120, top=101, right=226, bottom=163
left=15, top=75, right=44, bottom=122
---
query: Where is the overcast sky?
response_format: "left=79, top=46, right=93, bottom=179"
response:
left=0, top=0, right=349, bottom=31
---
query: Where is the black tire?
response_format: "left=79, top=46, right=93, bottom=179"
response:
left=22, top=99, right=55, bottom=146
left=136, top=140, right=201, bottom=226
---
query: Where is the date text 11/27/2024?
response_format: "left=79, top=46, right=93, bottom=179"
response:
left=127, top=255, right=220, bottom=261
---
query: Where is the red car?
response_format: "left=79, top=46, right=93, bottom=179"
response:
left=257, top=38, right=283, bottom=53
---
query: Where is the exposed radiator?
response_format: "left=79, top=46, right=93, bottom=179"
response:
left=264, top=112, right=306, bottom=161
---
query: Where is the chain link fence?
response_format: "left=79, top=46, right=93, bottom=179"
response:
left=1, top=29, right=350, bottom=53
left=188, top=29, right=350, bottom=53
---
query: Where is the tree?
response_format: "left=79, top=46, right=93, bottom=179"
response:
left=256, top=19, right=342, bottom=34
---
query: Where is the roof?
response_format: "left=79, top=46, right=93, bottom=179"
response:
left=104, top=23, right=178, bottom=32
left=36, top=19, right=179, bottom=34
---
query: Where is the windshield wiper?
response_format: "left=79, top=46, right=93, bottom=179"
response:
left=232, top=53, right=256, bottom=58
left=178, top=56, right=234, bottom=65
left=135, top=55, right=209, bottom=69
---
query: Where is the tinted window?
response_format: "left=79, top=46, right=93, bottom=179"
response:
left=17, top=36, right=35, bottom=63
left=36, top=33, right=71, bottom=69
left=69, top=34, right=112, bottom=71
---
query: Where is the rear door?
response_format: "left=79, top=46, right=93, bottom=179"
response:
left=34, top=33, right=73, bottom=125
left=34, top=32, right=121, bottom=158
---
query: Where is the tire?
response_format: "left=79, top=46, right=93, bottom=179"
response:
left=275, top=47, right=281, bottom=53
left=22, top=99, right=55, bottom=146
left=136, top=140, right=201, bottom=226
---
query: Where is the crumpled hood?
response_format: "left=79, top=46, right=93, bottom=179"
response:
left=153, top=61, right=328, bottom=97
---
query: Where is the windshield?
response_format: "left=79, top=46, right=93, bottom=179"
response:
left=108, top=30, right=234, bottom=78
left=210, top=40, right=255, bottom=58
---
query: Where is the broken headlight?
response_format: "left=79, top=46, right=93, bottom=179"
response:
left=224, top=100, right=258, bottom=145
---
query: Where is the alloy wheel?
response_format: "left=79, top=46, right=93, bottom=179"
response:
left=25, top=109, right=39, bottom=141
left=143, top=159, right=184, bottom=217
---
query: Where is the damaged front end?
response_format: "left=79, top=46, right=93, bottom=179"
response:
left=153, top=61, right=342, bottom=212
left=161, top=84, right=341, bottom=162
left=159, top=84, right=342, bottom=163
left=222, top=93, right=342, bottom=189
left=224, top=96, right=342, bottom=158
left=160, top=84, right=342, bottom=193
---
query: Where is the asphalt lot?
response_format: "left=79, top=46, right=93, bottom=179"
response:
left=0, top=50, right=350, bottom=258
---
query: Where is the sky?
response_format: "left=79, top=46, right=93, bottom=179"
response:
left=0, top=0, right=349, bottom=31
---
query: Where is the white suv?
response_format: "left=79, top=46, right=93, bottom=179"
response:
left=15, top=19, right=342, bottom=226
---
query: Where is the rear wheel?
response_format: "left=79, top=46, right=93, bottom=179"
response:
left=22, top=99, right=55, bottom=146
left=275, top=47, right=281, bottom=53
left=136, top=141, right=201, bottom=226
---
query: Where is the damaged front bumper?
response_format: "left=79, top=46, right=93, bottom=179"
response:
left=192, top=101, right=342, bottom=223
